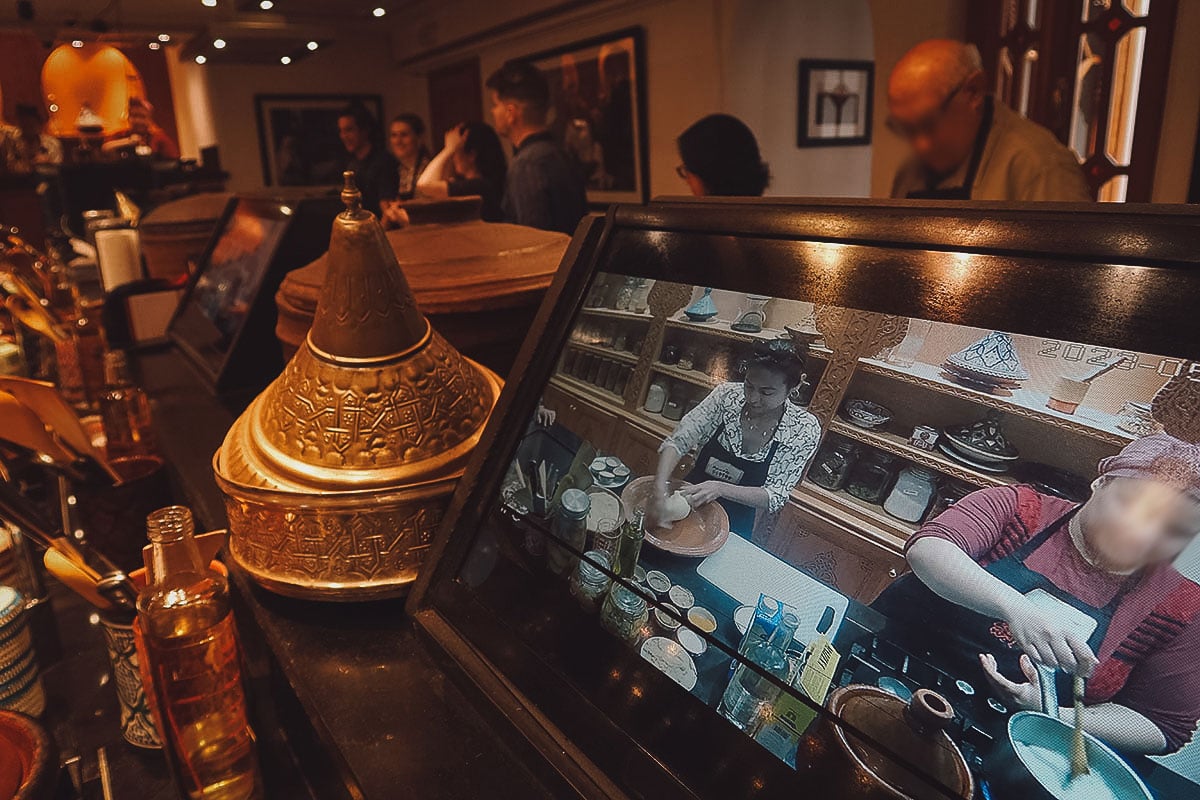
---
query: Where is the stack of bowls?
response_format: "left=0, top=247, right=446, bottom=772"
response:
left=0, top=587, right=42, bottom=717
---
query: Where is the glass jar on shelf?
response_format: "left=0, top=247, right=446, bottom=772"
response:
left=678, top=349, right=696, bottom=371
left=546, top=488, right=590, bottom=577
left=601, top=582, right=649, bottom=645
left=808, top=437, right=861, bottom=491
left=845, top=450, right=899, bottom=505
left=884, top=465, right=939, bottom=523
left=925, top=479, right=973, bottom=523
left=570, top=551, right=612, bottom=613
left=644, top=378, right=668, bottom=414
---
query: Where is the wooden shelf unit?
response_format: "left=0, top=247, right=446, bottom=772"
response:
left=579, top=307, right=654, bottom=322
left=566, top=340, right=639, bottom=365
left=856, top=358, right=1134, bottom=446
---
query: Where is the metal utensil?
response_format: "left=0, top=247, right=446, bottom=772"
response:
left=1070, top=676, right=1089, bottom=779
left=0, top=376, right=121, bottom=482
left=3, top=295, right=68, bottom=343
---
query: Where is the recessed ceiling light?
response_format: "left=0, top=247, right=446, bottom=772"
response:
left=280, top=56, right=291, bottom=65
left=213, top=38, right=226, bottom=49
left=259, top=0, right=274, bottom=8
left=49, top=104, right=59, bottom=112
left=195, top=54, right=207, bottom=64
left=71, top=40, right=83, bottom=48
left=307, top=41, right=318, bottom=51
left=158, top=33, right=171, bottom=42
left=149, top=42, right=161, bottom=50
left=201, top=0, right=217, bottom=7
left=372, top=7, right=386, bottom=17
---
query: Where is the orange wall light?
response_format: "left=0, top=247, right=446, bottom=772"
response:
left=41, top=43, right=146, bottom=137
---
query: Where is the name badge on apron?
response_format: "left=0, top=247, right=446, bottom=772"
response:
left=703, top=456, right=745, bottom=484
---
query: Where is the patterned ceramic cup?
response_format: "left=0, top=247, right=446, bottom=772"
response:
left=98, top=612, right=161, bottom=749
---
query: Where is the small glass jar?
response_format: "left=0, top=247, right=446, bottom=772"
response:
left=590, top=518, right=622, bottom=561
left=809, top=438, right=861, bottom=491
left=570, top=551, right=612, bottom=613
left=846, top=450, right=899, bottom=505
left=601, top=582, right=648, bottom=645
left=660, top=345, right=681, bottom=365
left=613, top=332, right=628, bottom=351
left=926, top=479, right=973, bottom=523
left=546, top=489, right=590, bottom=577
left=595, top=359, right=613, bottom=390
left=644, top=379, right=668, bottom=414
left=884, top=466, right=939, bottom=523
left=678, top=349, right=696, bottom=371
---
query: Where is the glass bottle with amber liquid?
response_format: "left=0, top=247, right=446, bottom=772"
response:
left=136, top=507, right=261, bottom=800
left=98, top=350, right=156, bottom=459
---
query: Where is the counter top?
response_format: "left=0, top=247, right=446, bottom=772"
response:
left=134, top=345, right=554, bottom=800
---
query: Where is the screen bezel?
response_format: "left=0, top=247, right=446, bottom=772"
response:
left=407, top=198, right=1200, bottom=798
left=167, top=195, right=292, bottom=391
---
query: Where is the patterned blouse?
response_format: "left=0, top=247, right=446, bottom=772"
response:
left=661, top=382, right=822, bottom=513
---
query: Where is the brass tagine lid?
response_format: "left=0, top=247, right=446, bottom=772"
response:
left=214, top=173, right=501, bottom=598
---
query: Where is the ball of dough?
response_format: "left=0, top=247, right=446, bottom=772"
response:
left=663, top=491, right=692, bottom=523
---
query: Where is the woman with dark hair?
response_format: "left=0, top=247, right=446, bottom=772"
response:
left=415, top=122, right=509, bottom=222
left=648, top=339, right=821, bottom=537
left=676, top=114, right=770, bottom=197
left=388, top=112, right=432, bottom=200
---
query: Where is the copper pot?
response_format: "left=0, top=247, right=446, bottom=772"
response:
left=797, top=685, right=973, bottom=800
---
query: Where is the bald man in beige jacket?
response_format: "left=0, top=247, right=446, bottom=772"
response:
left=887, top=39, right=1091, bottom=202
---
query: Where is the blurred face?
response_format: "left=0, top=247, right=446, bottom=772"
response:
left=389, top=121, right=419, bottom=162
left=338, top=115, right=364, bottom=154
left=489, top=91, right=515, bottom=138
left=1080, top=478, right=1200, bottom=573
left=452, top=147, right=477, bottom=177
left=742, top=366, right=790, bottom=415
left=676, top=162, right=707, bottom=197
left=886, top=73, right=984, bottom=175
left=129, top=105, right=151, bottom=135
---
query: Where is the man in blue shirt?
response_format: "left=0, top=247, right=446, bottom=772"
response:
left=486, top=61, right=588, bottom=235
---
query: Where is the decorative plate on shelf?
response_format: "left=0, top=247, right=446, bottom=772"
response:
left=942, top=415, right=1019, bottom=462
left=938, top=441, right=1011, bottom=474
left=640, top=636, right=699, bottom=690
left=844, top=399, right=893, bottom=429
left=620, top=477, right=731, bottom=557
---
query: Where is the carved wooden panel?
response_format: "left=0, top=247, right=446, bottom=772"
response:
left=807, top=308, right=886, bottom=429
left=1152, top=365, right=1200, bottom=443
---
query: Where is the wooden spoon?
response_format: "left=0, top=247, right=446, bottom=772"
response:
left=0, top=390, right=77, bottom=465
left=0, top=376, right=121, bottom=482
left=1070, top=676, right=1090, bottom=779
left=44, top=548, right=112, bottom=609
left=4, top=295, right=68, bottom=343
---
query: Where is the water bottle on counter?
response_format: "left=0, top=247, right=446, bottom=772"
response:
left=721, top=612, right=800, bottom=734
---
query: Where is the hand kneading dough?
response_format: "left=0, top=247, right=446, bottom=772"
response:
left=663, top=491, right=692, bottom=522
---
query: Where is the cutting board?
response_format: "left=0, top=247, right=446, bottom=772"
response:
left=697, top=534, right=849, bottom=646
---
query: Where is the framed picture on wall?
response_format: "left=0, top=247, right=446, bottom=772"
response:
left=797, top=59, right=873, bottom=148
left=518, top=27, right=649, bottom=206
left=254, top=94, right=383, bottom=186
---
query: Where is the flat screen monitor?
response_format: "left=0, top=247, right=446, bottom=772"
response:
left=410, top=199, right=1200, bottom=800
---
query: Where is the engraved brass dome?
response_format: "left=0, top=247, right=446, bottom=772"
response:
left=214, top=173, right=501, bottom=600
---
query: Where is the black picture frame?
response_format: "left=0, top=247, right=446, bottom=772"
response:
left=517, top=27, right=649, bottom=207
left=407, top=197, right=1200, bottom=798
left=254, top=94, right=384, bottom=187
left=797, top=59, right=874, bottom=148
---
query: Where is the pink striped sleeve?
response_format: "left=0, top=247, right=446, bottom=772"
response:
left=904, top=485, right=1023, bottom=560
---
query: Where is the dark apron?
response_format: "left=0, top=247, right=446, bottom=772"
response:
left=904, top=96, right=995, bottom=200
left=872, top=506, right=1134, bottom=700
left=686, top=421, right=779, bottom=537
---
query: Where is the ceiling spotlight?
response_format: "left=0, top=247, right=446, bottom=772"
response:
left=201, top=0, right=217, bottom=7
left=158, top=33, right=171, bottom=42
left=280, top=56, right=291, bottom=65
left=71, top=40, right=84, bottom=48
left=306, top=41, right=318, bottom=51
left=149, top=42, right=161, bottom=50
left=195, top=54, right=207, bottom=64
left=372, top=7, right=386, bottom=17
left=259, top=0, right=274, bottom=8
left=213, top=38, right=226, bottom=49
left=49, top=104, right=59, bottom=113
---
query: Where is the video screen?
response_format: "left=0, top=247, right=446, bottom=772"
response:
left=189, top=204, right=290, bottom=349
left=463, top=271, right=1200, bottom=800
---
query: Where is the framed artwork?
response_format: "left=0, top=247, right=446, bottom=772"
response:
left=519, top=27, right=649, bottom=206
left=254, top=94, right=383, bottom=186
left=797, top=59, right=873, bottom=148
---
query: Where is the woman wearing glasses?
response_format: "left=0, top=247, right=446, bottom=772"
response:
left=874, top=433, right=1200, bottom=755
left=647, top=342, right=821, bottom=538
left=886, top=39, right=1090, bottom=202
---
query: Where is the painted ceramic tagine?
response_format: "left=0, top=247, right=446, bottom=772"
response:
left=213, top=173, right=502, bottom=601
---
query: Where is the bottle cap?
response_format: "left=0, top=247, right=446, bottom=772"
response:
left=560, top=488, right=590, bottom=519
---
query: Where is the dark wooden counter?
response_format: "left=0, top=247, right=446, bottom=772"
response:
left=134, top=346, right=554, bottom=800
